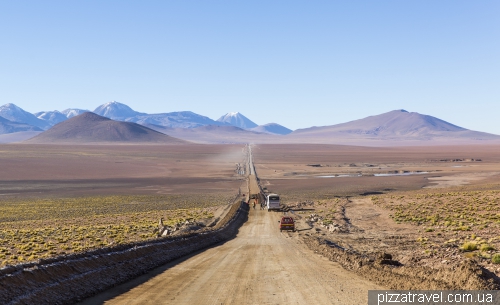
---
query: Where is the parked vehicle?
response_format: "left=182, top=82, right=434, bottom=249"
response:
left=266, top=193, right=280, bottom=211
left=279, top=216, right=295, bottom=231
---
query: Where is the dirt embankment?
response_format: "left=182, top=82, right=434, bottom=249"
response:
left=303, top=236, right=499, bottom=290
left=296, top=195, right=500, bottom=291
left=0, top=201, right=249, bottom=305
left=285, top=192, right=500, bottom=291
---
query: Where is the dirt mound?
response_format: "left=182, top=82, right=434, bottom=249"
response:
left=24, top=112, right=187, bottom=144
left=303, top=236, right=499, bottom=290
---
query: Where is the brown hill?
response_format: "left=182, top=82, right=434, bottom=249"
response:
left=288, top=110, right=500, bottom=145
left=25, top=112, right=187, bottom=144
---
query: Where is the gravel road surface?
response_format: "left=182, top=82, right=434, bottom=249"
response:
left=80, top=145, right=382, bottom=304
left=81, top=211, right=381, bottom=304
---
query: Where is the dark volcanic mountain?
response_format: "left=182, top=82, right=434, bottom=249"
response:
left=25, top=112, right=187, bottom=144
left=289, top=110, right=500, bottom=144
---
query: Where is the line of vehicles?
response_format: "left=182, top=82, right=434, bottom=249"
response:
left=247, top=146, right=294, bottom=232
left=261, top=193, right=295, bottom=232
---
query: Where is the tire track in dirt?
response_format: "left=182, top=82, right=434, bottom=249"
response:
left=83, top=179, right=382, bottom=305
left=76, top=145, right=383, bottom=304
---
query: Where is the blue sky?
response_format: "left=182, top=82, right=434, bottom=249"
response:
left=0, top=1, right=499, bottom=133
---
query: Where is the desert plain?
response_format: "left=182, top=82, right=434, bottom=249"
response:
left=251, top=144, right=500, bottom=275
left=2, top=143, right=500, bottom=304
left=0, top=144, right=246, bottom=266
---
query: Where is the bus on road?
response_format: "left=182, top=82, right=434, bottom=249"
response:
left=266, top=193, right=280, bottom=211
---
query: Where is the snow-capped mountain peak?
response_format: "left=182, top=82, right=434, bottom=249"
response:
left=0, top=103, right=51, bottom=130
left=35, top=110, right=68, bottom=126
left=216, top=112, right=258, bottom=129
left=93, top=101, right=141, bottom=120
left=3, top=103, right=22, bottom=110
left=61, top=108, right=89, bottom=118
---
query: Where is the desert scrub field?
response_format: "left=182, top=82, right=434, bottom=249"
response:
left=0, top=194, right=234, bottom=267
left=372, top=190, right=500, bottom=263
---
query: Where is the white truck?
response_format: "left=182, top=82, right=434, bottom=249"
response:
left=266, top=193, right=281, bottom=211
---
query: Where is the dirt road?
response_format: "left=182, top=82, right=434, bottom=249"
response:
left=83, top=214, right=381, bottom=305
left=80, top=147, right=382, bottom=304
left=81, top=209, right=381, bottom=305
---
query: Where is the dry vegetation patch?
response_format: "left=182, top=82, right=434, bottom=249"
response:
left=0, top=194, right=234, bottom=266
left=371, top=189, right=500, bottom=273
left=276, top=184, right=500, bottom=287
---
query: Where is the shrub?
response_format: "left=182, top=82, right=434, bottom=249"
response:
left=492, top=254, right=500, bottom=264
left=480, top=252, right=492, bottom=259
left=464, top=252, right=477, bottom=258
left=480, top=244, right=495, bottom=252
left=461, top=241, right=478, bottom=251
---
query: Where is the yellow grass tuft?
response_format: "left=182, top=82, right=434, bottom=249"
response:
left=461, top=241, right=478, bottom=251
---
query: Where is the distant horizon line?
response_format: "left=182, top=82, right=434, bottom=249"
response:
left=2, top=101, right=500, bottom=136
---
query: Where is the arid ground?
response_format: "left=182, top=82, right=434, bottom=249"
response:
left=252, top=144, right=500, bottom=280
left=0, top=144, right=247, bottom=266
left=2, top=143, right=500, bottom=304
left=0, top=144, right=246, bottom=197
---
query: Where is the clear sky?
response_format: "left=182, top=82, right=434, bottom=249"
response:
left=0, top=1, right=499, bottom=133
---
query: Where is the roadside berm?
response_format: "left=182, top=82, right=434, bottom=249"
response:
left=290, top=197, right=500, bottom=290
left=303, top=235, right=499, bottom=290
left=0, top=201, right=249, bottom=305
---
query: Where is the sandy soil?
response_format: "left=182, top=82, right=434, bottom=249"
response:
left=425, top=172, right=499, bottom=188
left=2, top=143, right=497, bottom=198
left=251, top=144, right=500, bottom=288
left=252, top=144, right=500, bottom=197
left=4, top=143, right=500, bottom=301
left=0, top=144, right=246, bottom=197
left=252, top=144, right=500, bottom=175
left=80, top=205, right=381, bottom=305
left=79, top=155, right=383, bottom=304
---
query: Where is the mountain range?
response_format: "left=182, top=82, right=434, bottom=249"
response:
left=216, top=112, right=292, bottom=135
left=25, top=112, right=186, bottom=144
left=0, top=103, right=52, bottom=130
left=0, top=101, right=499, bottom=145
left=0, top=116, right=42, bottom=134
left=0, top=101, right=292, bottom=135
